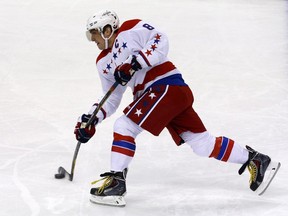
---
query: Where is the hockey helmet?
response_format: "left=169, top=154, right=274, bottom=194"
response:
left=86, top=10, right=120, bottom=41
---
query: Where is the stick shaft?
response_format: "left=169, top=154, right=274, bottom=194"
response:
left=69, top=82, right=119, bottom=180
left=86, top=82, right=119, bottom=126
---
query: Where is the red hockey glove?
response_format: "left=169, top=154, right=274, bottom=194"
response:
left=74, top=114, right=98, bottom=143
left=114, top=55, right=142, bottom=86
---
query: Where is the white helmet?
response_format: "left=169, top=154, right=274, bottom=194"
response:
left=86, top=10, right=120, bottom=46
left=86, top=10, right=119, bottom=32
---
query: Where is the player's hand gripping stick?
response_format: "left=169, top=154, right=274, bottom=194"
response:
left=114, top=55, right=142, bottom=86
left=54, top=82, right=119, bottom=181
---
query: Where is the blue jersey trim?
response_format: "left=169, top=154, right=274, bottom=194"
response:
left=150, top=74, right=187, bottom=87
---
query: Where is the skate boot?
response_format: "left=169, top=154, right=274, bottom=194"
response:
left=90, top=168, right=128, bottom=207
left=238, top=146, right=280, bottom=195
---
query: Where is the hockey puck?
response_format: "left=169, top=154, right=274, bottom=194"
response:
left=54, top=166, right=66, bottom=179
left=54, top=173, right=65, bottom=179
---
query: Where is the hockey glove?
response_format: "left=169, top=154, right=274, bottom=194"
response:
left=114, top=55, right=142, bottom=86
left=74, top=114, right=98, bottom=143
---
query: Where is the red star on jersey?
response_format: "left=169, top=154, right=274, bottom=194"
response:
left=155, top=34, right=161, bottom=40
left=145, top=49, right=152, bottom=56
left=103, top=69, right=108, bottom=74
left=151, top=44, right=157, bottom=51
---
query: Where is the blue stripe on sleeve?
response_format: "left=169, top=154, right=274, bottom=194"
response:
left=216, top=137, right=229, bottom=160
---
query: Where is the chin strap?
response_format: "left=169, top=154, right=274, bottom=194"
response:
left=101, top=31, right=114, bottom=49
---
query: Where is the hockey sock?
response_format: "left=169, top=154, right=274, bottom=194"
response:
left=209, top=136, right=248, bottom=164
left=111, top=132, right=136, bottom=171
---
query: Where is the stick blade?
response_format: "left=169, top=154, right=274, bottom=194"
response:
left=55, top=166, right=72, bottom=181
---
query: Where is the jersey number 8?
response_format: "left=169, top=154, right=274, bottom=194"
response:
left=143, top=23, right=154, bottom=30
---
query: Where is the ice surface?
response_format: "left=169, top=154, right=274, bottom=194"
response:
left=0, top=0, right=287, bottom=215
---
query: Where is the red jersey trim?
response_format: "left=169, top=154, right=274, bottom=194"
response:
left=96, top=48, right=111, bottom=64
left=139, top=51, right=152, bottom=67
left=117, top=19, right=141, bottom=35
left=133, top=61, right=176, bottom=95
left=94, top=103, right=107, bottom=120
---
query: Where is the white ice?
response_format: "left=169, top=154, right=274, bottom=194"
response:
left=0, top=0, right=288, bottom=215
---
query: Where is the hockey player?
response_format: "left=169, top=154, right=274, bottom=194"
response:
left=74, top=10, right=280, bottom=206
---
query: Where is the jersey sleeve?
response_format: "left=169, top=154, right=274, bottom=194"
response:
left=131, top=22, right=169, bottom=68
left=97, top=73, right=126, bottom=119
left=89, top=54, right=126, bottom=122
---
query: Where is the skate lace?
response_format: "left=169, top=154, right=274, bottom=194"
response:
left=247, top=162, right=257, bottom=184
left=91, top=176, right=113, bottom=194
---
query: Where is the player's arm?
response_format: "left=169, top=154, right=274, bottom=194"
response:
left=74, top=70, right=126, bottom=143
left=133, top=22, right=169, bottom=68
left=91, top=72, right=126, bottom=120
left=114, top=22, right=168, bottom=86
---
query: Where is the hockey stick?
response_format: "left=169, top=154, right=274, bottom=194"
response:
left=55, top=81, right=119, bottom=181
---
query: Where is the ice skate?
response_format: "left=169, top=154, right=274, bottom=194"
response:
left=239, top=146, right=280, bottom=195
left=90, top=168, right=128, bottom=207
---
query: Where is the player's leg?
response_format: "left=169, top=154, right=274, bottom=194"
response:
left=90, top=85, right=190, bottom=205
left=90, top=115, right=143, bottom=206
left=181, top=131, right=280, bottom=194
left=111, top=115, right=143, bottom=171
left=181, top=131, right=249, bottom=163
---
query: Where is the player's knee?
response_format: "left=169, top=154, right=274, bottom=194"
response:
left=181, top=131, right=215, bottom=157
left=114, top=115, right=143, bottom=138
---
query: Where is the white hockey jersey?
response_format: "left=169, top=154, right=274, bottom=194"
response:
left=92, top=19, right=182, bottom=122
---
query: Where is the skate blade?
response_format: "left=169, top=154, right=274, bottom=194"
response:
left=90, top=195, right=126, bottom=207
left=256, top=161, right=281, bottom=196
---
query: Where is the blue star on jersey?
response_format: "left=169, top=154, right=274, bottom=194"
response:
left=122, top=42, right=127, bottom=49
left=102, top=63, right=112, bottom=74
left=113, top=52, right=118, bottom=60
left=102, top=41, right=129, bottom=74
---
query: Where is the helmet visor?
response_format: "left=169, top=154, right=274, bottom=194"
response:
left=86, top=30, right=92, bottom=41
